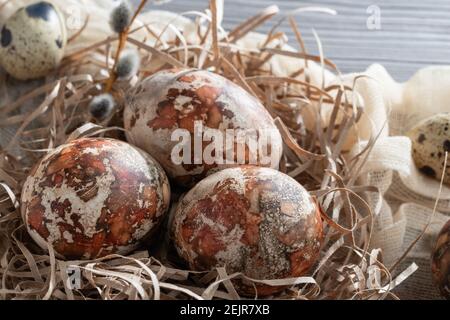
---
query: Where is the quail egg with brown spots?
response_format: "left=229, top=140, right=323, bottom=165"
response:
left=407, top=113, right=450, bottom=185
left=0, top=1, right=67, bottom=80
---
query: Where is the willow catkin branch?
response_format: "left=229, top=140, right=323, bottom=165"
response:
left=210, top=0, right=220, bottom=62
left=105, top=0, right=148, bottom=93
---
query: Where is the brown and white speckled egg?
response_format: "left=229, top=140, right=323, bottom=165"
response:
left=21, top=138, right=170, bottom=260
left=124, top=68, right=283, bottom=187
left=0, top=1, right=67, bottom=80
left=431, top=219, right=450, bottom=299
left=171, top=166, right=323, bottom=296
left=407, top=113, right=450, bottom=185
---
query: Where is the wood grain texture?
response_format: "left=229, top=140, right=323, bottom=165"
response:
left=140, top=0, right=450, bottom=81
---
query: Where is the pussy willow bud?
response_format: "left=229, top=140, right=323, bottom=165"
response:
left=89, top=93, right=116, bottom=121
left=116, top=49, right=141, bottom=80
left=110, top=1, right=132, bottom=34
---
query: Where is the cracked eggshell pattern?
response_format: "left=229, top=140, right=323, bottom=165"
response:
left=407, top=113, right=450, bottom=185
left=0, top=1, right=67, bottom=80
left=124, top=68, right=283, bottom=187
left=21, top=138, right=171, bottom=260
left=432, top=219, right=450, bottom=299
left=171, top=166, right=323, bottom=296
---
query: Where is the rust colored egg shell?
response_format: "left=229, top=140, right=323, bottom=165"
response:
left=432, top=219, right=450, bottom=299
left=172, top=166, right=323, bottom=296
left=21, top=138, right=171, bottom=260
left=124, top=68, right=283, bottom=187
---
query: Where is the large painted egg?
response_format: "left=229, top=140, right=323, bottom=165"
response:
left=407, top=113, right=450, bottom=185
left=0, top=1, right=67, bottom=80
left=124, top=68, right=283, bottom=187
left=21, top=138, right=170, bottom=260
left=171, top=166, right=323, bottom=296
left=431, top=219, right=450, bottom=299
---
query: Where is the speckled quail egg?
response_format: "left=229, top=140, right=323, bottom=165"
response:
left=0, top=1, right=67, bottom=80
left=407, top=113, right=450, bottom=185
left=21, top=138, right=171, bottom=260
left=171, top=166, right=323, bottom=296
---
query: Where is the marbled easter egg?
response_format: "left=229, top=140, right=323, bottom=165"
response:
left=171, top=166, right=323, bottom=296
left=21, top=138, right=171, bottom=260
left=124, top=68, right=283, bottom=187
left=408, top=113, right=450, bottom=185
left=0, top=1, right=67, bottom=80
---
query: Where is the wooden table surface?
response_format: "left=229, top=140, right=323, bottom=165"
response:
left=141, top=0, right=450, bottom=82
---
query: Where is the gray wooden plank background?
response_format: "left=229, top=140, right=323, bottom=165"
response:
left=137, top=0, right=450, bottom=82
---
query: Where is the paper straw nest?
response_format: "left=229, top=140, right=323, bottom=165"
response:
left=0, top=0, right=419, bottom=300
